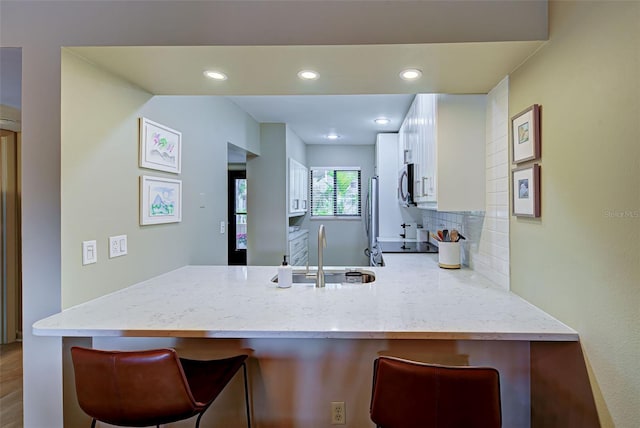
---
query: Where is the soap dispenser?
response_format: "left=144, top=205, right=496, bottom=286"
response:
left=277, top=255, right=292, bottom=288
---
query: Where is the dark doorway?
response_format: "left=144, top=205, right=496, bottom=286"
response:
left=228, top=170, right=247, bottom=265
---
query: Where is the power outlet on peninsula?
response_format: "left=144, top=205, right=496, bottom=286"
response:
left=331, top=401, right=345, bottom=425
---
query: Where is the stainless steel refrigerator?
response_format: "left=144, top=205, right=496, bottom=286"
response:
left=365, top=176, right=383, bottom=266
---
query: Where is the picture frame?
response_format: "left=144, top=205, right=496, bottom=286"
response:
left=140, top=175, right=182, bottom=225
left=512, top=164, right=540, bottom=217
left=511, top=104, right=540, bottom=164
left=139, top=117, right=182, bottom=174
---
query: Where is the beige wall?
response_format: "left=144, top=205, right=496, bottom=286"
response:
left=509, top=2, right=640, bottom=427
left=61, top=50, right=260, bottom=308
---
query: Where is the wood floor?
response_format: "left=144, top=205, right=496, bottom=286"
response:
left=0, top=342, right=23, bottom=428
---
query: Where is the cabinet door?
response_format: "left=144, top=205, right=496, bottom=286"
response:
left=398, top=124, right=405, bottom=173
left=289, top=158, right=308, bottom=216
left=399, top=95, right=435, bottom=204
left=398, top=119, right=410, bottom=167
left=289, top=158, right=299, bottom=215
left=412, top=96, right=425, bottom=203
left=421, top=94, right=437, bottom=203
left=300, top=164, right=308, bottom=212
left=296, top=163, right=303, bottom=212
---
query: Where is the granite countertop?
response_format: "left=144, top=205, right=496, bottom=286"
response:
left=33, top=254, right=577, bottom=341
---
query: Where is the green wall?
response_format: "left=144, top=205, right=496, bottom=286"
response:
left=247, top=123, right=288, bottom=265
left=509, top=2, right=639, bottom=427
left=302, top=144, right=375, bottom=267
left=61, top=50, right=259, bottom=308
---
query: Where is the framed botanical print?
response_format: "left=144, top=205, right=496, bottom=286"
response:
left=139, top=117, right=182, bottom=174
left=140, top=175, right=182, bottom=225
left=512, top=164, right=541, bottom=217
left=511, top=104, right=541, bottom=164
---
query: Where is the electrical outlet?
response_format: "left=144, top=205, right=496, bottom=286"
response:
left=331, top=401, right=345, bottom=425
left=109, top=235, right=127, bottom=258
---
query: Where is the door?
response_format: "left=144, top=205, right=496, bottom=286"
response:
left=1, top=129, right=21, bottom=343
left=228, top=170, right=247, bottom=265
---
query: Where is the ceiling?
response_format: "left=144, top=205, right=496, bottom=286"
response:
left=228, top=94, right=414, bottom=145
left=67, top=42, right=543, bottom=145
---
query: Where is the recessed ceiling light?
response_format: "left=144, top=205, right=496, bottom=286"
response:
left=374, top=118, right=391, bottom=125
left=326, top=133, right=339, bottom=140
left=298, top=70, right=320, bottom=80
left=203, top=70, right=228, bottom=81
left=399, top=68, right=422, bottom=81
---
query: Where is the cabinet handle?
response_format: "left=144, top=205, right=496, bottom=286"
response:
left=404, top=149, right=412, bottom=164
left=422, top=177, right=429, bottom=196
left=302, top=200, right=307, bottom=209
left=294, top=199, right=299, bottom=210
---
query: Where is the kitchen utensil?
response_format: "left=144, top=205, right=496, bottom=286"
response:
left=442, top=229, right=449, bottom=242
left=437, top=230, right=444, bottom=241
left=431, top=232, right=441, bottom=242
left=450, top=230, right=459, bottom=242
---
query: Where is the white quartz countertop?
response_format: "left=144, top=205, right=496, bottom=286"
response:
left=33, top=254, right=577, bottom=341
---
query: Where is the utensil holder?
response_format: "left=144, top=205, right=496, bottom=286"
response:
left=438, top=242, right=461, bottom=269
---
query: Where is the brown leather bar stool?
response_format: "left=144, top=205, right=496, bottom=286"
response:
left=370, top=356, right=501, bottom=428
left=70, top=347, right=251, bottom=428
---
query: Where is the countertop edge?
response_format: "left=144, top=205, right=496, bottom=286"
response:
left=32, top=327, right=580, bottom=342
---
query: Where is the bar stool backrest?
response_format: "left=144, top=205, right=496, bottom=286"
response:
left=370, top=356, right=501, bottom=428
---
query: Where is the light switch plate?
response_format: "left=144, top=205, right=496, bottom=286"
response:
left=109, top=235, right=128, bottom=258
left=82, top=240, right=97, bottom=265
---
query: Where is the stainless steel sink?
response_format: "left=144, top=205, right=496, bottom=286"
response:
left=271, top=269, right=376, bottom=285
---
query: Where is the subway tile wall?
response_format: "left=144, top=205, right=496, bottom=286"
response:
left=421, top=210, right=485, bottom=267
left=422, top=77, right=510, bottom=290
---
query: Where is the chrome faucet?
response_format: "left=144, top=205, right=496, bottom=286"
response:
left=317, top=224, right=327, bottom=288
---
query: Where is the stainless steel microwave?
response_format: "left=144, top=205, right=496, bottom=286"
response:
left=398, top=163, right=416, bottom=206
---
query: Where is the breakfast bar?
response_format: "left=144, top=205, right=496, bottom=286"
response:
left=34, top=254, right=590, bottom=427
left=34, top=255, right=576, bottom=340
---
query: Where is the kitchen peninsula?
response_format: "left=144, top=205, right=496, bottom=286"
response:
left=35, top=255, right=575, bottom=340
left=35, top=255, right=586, bottom=427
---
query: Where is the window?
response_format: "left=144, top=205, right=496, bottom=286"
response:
left=310, top=167, right=361, bottom=218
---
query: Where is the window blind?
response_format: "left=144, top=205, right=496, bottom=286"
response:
left=310, top=168, right=361, bottom=217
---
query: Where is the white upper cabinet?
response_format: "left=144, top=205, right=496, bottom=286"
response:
left=288, top=158, right=308, bottom=217
left=398, top=94, right=486, bottom=211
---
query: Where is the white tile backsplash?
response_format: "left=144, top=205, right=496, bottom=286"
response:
left=420, top=77, right=510, bottom=289
left=473, top=76, right=510, bottom=289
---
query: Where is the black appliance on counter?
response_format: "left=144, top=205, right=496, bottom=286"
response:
left=378, top=240, right=439, bottom=254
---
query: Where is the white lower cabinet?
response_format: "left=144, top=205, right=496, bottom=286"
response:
left=288, top=230, right=309, bottom=266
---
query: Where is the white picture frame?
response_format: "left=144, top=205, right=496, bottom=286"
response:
left=139, top=117, right=182, bottom=174
left=140, top=175, right=182, bottom=225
